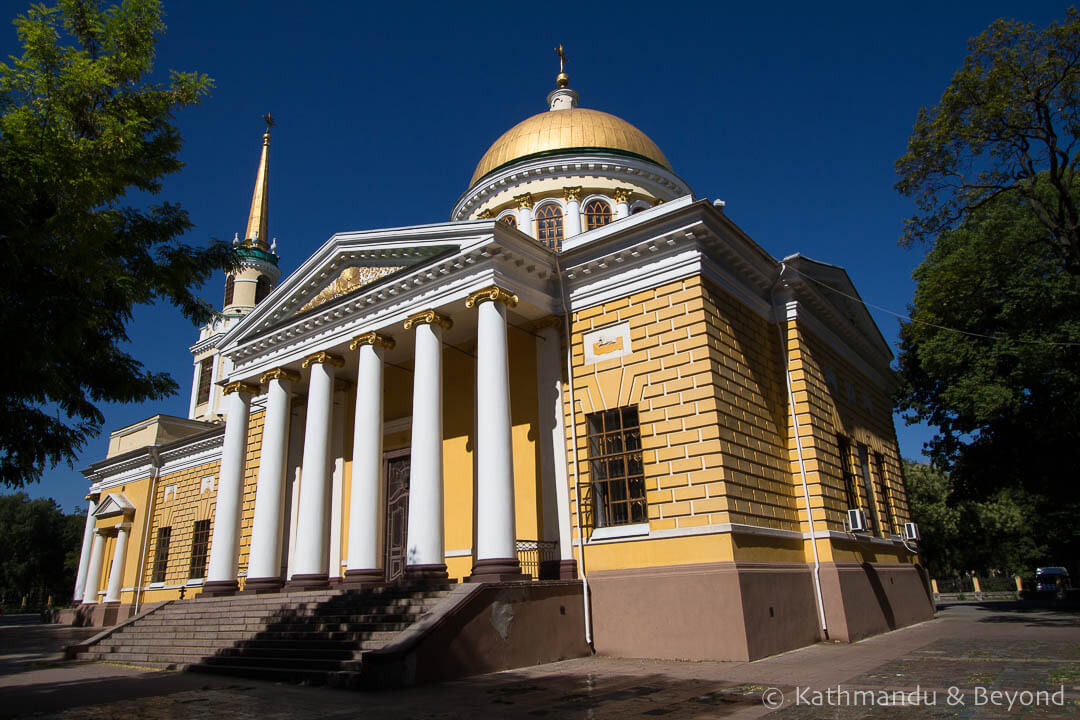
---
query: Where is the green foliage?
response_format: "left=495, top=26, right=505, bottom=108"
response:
left=0, top=492, right=84, bottom=607
left=0, top=0, right=232, bottom=488
left=895, top=9, right=1080, bottom=279
left=898, top=191, right=1080, bottom=576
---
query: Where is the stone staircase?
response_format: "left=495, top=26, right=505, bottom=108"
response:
left=78, top=584, right=453, bottom=686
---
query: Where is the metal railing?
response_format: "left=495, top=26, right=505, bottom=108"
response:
left=515, top=539, right=558, bottom=580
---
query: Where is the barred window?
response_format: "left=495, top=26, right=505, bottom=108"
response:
left=196, top=357, right=213, bottom=406
left=837, top=436, right=858, bottom=510
left=584, top=199, right=612, bottom=230
left=151, top=527, right=171, bottom=584
left=856, top=443, right=878, bottom=534
left=189, top=520, right=211, bottom=579
left=500, top=214, right=517, bottom=228
left=255, top=275, right=272, bottom=304
left=535, top=204, right=563, bottom=251
left=223, top=274, right=235, bottom=306
left=873, top=452, right=896, bottom=535
left=585, top=406, right=646, bottom=528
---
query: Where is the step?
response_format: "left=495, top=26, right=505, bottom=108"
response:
left=215, top=646, right=354, bottom=660
left=187, top=662, right=345, bottom=685
left=201, top=655, right=347, bottom=672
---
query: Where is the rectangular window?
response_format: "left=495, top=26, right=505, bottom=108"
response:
left=874, top=452, right=896, bottom=535
left=856, top=443, right=878, bottom=535
left=189, top=519, right=211, bottom=579
left=196, top=357, right=213, bottom=406
left=585, top=406, right=646, bottom=528
left=836, top=436, right=859, bottom=510
left=151, top=527, right=171, bottom=584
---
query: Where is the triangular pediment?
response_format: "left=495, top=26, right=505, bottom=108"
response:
left=94, top=492, right=135, bottom=519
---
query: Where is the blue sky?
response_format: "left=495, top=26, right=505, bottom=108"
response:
left=3, top=0, right=1071, bottom=511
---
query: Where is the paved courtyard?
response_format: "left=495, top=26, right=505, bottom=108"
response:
left=2, top=602, right=1079, bottom=719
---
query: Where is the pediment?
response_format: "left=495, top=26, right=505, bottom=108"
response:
left=296, top=265, right=403, bottom=314
left=94, top=492, right=135, bottom=519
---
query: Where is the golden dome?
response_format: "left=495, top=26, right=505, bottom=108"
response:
left=469, top=108, right=672, bottom=187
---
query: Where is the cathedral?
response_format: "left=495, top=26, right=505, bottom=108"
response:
left=69, top=58, right=933, bottom=669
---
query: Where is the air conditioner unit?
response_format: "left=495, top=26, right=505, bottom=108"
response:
left=847, top=508, right=867, bottom=532
left=903, top=522, right=920, bottom=542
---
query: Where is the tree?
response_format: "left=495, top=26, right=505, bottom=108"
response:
left=895, top=9, right=1080, bottom=282
left=0, top=0, right=231, bottom=488
left=897, top=189, right=1080, bottom=574
left=0, top=493, right=84, bottom=607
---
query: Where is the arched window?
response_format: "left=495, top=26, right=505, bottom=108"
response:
left=584, top=199, right=612, bottom=230
left=223, top=274, right=235, bottom=306
left=535, top=204, right=563, bottom=251
left=500, top=214, right=517, bottom=228
left=255, top=275, right=272, bottom=304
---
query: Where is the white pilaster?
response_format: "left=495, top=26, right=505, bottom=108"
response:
left=245, top=370, right=297, bottom=589
left=207, top=354, right=221, bottom=416
left=81, top=530, right=107, bottom=605
left=289, top=352, right=343, bottom=587
left=188, top=360, right=201, bottom=419
left=564, top=188, right=582, bottom=238
left=73, top=496, right=98, bottom=602
left=467, top=287, right=522, bottom=580
left=405, top=310, right=450, bottom=579
left=346, top=333, right=393, bottom=584
left=328, top=391, right=346, bottom=580
left=104, top=525, right=131, bottom=603
left=204, top=382, right=255, bottom=594
left=614, top=188, right=631, bottom=220
left=537, top=325, right=574, bottom=567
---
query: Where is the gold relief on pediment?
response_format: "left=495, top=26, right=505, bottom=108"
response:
left=299, top=265, right=400, bottom=313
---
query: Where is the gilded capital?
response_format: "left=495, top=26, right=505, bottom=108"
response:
left=613, top=187, right=632, bottom=204
left=222, top=381, right=259, bottom=396
left=404, top=309, right=453, bottom=331
left=260, top=367, right=301, bottom=385
left=465, top=285, right=519, bottom=309
left=563, top=186, right=582, bottom=203
left=477, top=209, right=495, bottom=219
left=301, top=351, right=346, bottom=369
left=514, top=192, right=535, bottom=210
left=349, top=331, right=396, bottom=351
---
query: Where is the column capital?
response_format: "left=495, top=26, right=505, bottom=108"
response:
left=349, top=331, right=396, bottom=351
left=613, top=187, right=632, bottom=203
left=260, top=367, right=301, bottom=385
left=222, top=381, right=259, bottom=397
left=301, top=351, right=345, bottom=369
left=477, top=209, right=495, bottom=219
left=404, top=309, right=453, bottom=331
left=563, top=186, right=582, bottom=203
left=514, top=192, right=535, bottom=210
left=465, top=285, right=519, bottom=309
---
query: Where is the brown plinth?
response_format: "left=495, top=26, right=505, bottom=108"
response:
left=539, top=559, right=578, bottom=580
left=200, top=580, right=239, bottom=597
left=343, top=568, right=387, bottom=590
left=466, top=557, right=525, bottom=583
left=404, top=563, right=450, bottom=584
left=283, top=573, right=330, bottom=591
left=242, top=576, right=283, bottom=594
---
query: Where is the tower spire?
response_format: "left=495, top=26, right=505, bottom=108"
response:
left=548, top=45, right=578, bottom=111
left=243, top=113, right=274, bottom=249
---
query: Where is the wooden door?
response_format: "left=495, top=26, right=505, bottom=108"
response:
left=384, top=454, right=410, bottom=583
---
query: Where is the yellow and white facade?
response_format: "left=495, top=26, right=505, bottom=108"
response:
left=74, top=68, right=932, bottom=659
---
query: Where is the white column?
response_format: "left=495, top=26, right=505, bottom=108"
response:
left=346, top=333, right=393, bottom=585
left=537, top=324, right=575, bottom=576
left=289, top=351, right=343, bottom=587
left=515, top=193, right=535, bottom=239
left=328, top=393, right=346, bottom=580
left=104, top=524, right=131, bottom=603
left=204, top=382, right=255, bottom=595
left=188, top=360, right=201, bottom=419
left=82, top=531, right=107, bottom=605
left=405, top=310, right=451, bottom=580
left=73, top=496, right=99, bottom=603
left=564, top=187, right=582, bottom=238
left=245, top=369, right=297, bottom=590
left=466, top=287, right=522, bottom=581
left=614, top=188, right=631, bottom=219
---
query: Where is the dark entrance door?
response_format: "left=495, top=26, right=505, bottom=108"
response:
left=384, top=453, right=410, bottom=583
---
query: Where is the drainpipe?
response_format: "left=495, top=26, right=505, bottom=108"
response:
left=133, top=445, right=163, bottom=616
left=554, top=252, right=593, bottom=647
left=772, top=264, right=828, bottom=638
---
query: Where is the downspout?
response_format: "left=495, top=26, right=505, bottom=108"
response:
left=554, top=252, right=593, bottom=647
left=133, top=445, right=163, bottom=616
left=772, top=263, right=828, bottom=638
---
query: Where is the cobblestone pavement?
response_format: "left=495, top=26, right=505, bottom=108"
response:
left=2, top=602, right=1079, bottom=719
